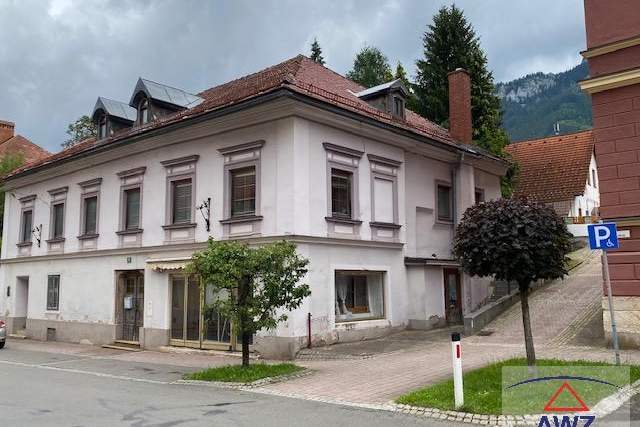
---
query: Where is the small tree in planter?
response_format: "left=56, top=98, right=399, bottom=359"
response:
left=453, top=198, right=572, bottom=366
left=188, top=240, right=310, bottom=366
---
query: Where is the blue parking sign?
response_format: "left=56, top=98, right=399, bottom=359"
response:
left=588, top=223, right=619, bottom=250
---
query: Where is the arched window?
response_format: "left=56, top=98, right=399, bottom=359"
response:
left=98, top=115, right=107, bottom=139
left=138, top=99, right=149, bottom=125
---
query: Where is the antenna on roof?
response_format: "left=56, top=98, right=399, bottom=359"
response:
left=553, top=122, right=560, bottom=135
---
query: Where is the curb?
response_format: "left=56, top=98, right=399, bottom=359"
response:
left=173, top=368, right=314, bottom=389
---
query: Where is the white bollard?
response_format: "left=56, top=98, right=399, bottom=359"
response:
left=451, top=332, right=464, bottom=409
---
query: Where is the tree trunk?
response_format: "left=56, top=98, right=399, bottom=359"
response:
left=519, top=281, right=536, bottom=366
left=242, top=331, right=251, bottom=367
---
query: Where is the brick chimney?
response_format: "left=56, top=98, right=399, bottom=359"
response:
left=447, top=69, right=472, bottom=144
left=0, top=120, right=15, bottom=144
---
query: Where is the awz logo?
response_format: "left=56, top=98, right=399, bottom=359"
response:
left=537, top=415, right=595, bottom=427
left=506, top=375, right=622, bottom=427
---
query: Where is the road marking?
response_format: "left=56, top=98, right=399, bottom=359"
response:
left=0, top=359, right=170, bottom=385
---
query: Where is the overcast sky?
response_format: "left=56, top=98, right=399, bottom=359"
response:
left=0, top=0, right=586, bottom=152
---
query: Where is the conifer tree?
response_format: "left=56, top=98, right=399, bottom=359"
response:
left=310, top=38, right=325, bottom=65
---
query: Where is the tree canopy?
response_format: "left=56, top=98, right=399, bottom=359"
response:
left=413, top=5, right=508, bottom=158
left=346, top=46, right=393, bottom=88
left=453, top=197, right=573, bottom=365
left=63, top=115, right=96, bottom=148
left=310, top=38, right=325, bottom=65
left=0, top=153, right=24, bottom=246
left=188, top=240, right=310, bottom=365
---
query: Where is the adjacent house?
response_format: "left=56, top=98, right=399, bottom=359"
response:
left=505, top=130, right=600, bottom=233
left=0, top=56, right=507, bottom=358
left=0, top=120, right=50, bottom=165
left=580, top=0, right=640, bottom=348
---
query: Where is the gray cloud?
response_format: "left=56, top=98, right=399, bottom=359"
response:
left=0, top=0, right=585, bottom=151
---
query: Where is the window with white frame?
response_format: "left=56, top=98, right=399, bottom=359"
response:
left=47, top=187, right=67, bottom=242
left=116, top=167, right=146, bottom=238
left=324, top=143, right=363, bottom=224
left=20, top=209, right=33, bottom=244
left=171, top=178, right=193, bottom=224
left=436, top=182, right=453, bottom=223
left=368, top=154, right=400, bottom=229
left=47, top=275, right=60, bottom=311
left=78, top=178, right=101, bottom=238
left=335, top=271, right=384, bottom=322
left=219, top=141, right=264, bottom=232
left=161, top=155, right=198, bottom=228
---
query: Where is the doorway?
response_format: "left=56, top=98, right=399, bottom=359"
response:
left=443, top=268, right=462, bottom=324
left=116, top=271, right=144, bottom=342
left=14, top=276, right=29, bottom=333
left=170, top=274, right=235, bottom=350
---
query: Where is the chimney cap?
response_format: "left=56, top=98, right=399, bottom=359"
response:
left=0, top=119, right=15, bottom=128
left=447, top=68, right=470, bottom=76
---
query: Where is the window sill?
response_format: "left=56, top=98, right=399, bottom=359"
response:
left=162, top=222, right=197, bottom=230
left=45, top=237, right=66, bottom=244
left=369, top=221, right=402, bottom=229
left=116, top=228, right=143, bottom=235
left=325, top=216, right=363, bottom=225
left=434, top=219, right=454, bottom=227
left=16, top=241, right=33, bottom=248
left=220, top=215, right=263, bottom=225
left=335, top=316, right=386, bottom=324
left=77, top=233, right=99, bottom=240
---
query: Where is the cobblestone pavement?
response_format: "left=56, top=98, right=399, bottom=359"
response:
left=258, top=253, right=640, bottom=405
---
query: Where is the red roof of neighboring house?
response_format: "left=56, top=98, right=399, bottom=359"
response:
left=0, top=134, right=50, bottom=165
left=6, top=55, right=498, bottom=180
left=505, top=130, right=594, bottom=203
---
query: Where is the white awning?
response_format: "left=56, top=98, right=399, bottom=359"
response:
left=146, top=257, right=191, bottom=272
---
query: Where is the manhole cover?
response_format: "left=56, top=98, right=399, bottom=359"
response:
left=477, top=329, right=495, bottom=336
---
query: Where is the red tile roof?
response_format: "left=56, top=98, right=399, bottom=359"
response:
left=505, top=130, right=594, bottom=203
left=6, top=55, right=495, bottom=180
left=0, top=135, right=50, bottom=165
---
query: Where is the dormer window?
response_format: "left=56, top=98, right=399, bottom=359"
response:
left=393, top=97, right=404, bottom=118
left=97, top=115, right=107, bottom=139
left=138, top=99, right=149, bottom=125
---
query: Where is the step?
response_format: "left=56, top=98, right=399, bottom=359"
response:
left=102, top=340, right=141, bottom=352
left=8, top=334, right=27, bottom=339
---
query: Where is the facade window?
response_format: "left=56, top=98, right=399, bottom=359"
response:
left=592, top=169, right=597, bottom=188
left=331, top=168, right=353, bottom=218
left=83, top=196, right=98, bottom=235
left=138, top=99, right=149, bottom=125
left=368, top=154, right=401, bottom=230
left=47, top=275, right=60, bottom=311
left=230, top=167, right=256, bottom=217
left=171, top=179, right=192, bottom=224
left=124, top=187, right=141, bottom=230
left=437, top=183, right=453, bottom=222
left=335, top=271, right=384, bottom=322
left=98, top=115, right=107, bottom=139
left=21, top=209, right=33, bottom=243
left=475, top=188, right=485, bottom=204
left=51, top=203, right=65, bottom=239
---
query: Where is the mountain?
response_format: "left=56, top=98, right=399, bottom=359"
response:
left=496, top=61, right=592, bottom=142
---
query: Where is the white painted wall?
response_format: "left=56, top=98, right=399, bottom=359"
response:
left=570, top=153, right=600, bottom=218
left=0, top=109, right=504, bottom=343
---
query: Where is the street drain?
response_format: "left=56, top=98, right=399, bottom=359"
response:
left=477, top=329, right=495, bottom=336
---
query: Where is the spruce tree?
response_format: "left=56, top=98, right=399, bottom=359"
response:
left=394, top=62, right=410, bottom=87
left=414, top=5, right=508, bottom=157
left=346, top=46, right=393, bottom=88
left=310, top=38, right=325, bottom=65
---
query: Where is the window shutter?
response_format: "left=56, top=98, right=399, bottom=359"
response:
left=172, top=180, right=192, bottom=224
left=373, top=177, right=393, bottom=223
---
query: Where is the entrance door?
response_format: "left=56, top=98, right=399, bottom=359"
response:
left=443, top=268, right=462, bottom=324
left=170, top=275, right=234, bottom=350
left=121, top=273, right=144, bottom=342
left=14, top=277, right=29, bottom=333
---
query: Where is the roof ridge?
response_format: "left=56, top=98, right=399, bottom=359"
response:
left=296, top=55, right=366, bottom=91
left=138, top=77, right=200, bottom=96
left=510, top=129, right=593, bottom=145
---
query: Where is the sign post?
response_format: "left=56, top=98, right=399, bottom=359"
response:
left=451, top=332, right=464, bottom=408
left=587, top=223, right=621, bottom=365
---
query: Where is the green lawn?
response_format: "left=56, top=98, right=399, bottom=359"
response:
left=184, top=363, right=304, bottom=383
left=396, top=358, right=640, bottom=415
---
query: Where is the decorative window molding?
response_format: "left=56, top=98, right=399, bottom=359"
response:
left=163, top=155, right=198, bottom=243
left=435, top=180, right=453, bottom=225
left=17, top=195, right=36, bottom=256
left=78, top=178, right=102, bottom=250
left=219, top=141, right=264, bottom=236
left=368, top=154, right=401, bottom=241
left=324, top=143, right=362, bottom=237
left=117, top=167, right=145, bottom=248
left=47, top=187, right=67, bottom=253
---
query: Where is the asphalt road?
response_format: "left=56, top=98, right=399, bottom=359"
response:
left=0, top=343, right=460, bottom=427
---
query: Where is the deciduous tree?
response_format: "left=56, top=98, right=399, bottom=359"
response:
left=346, top=46, right=393, bottom=88
left=63, top=115, right=96, bottom=148
left=188, top=240, right=310, bottom=366
left=453, top=198, right=573, bottom=366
